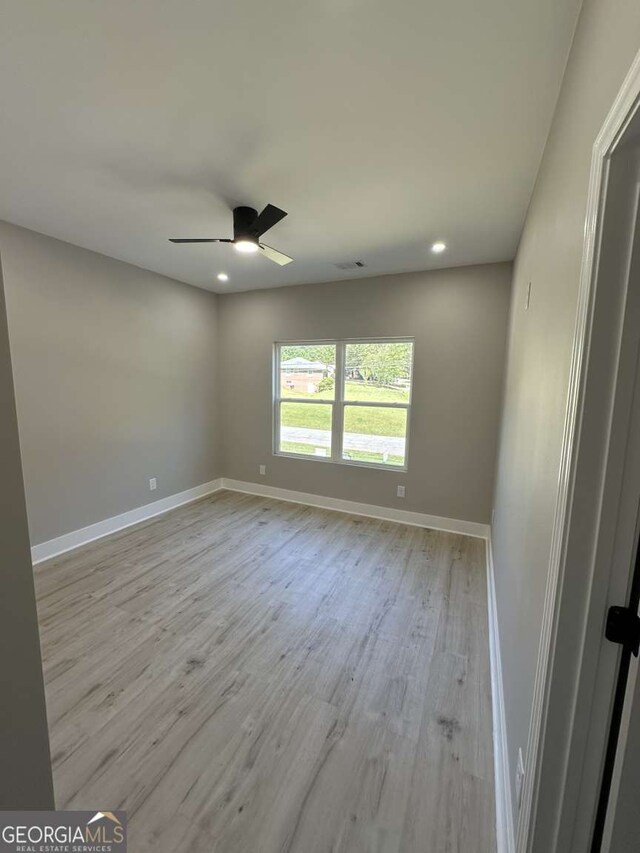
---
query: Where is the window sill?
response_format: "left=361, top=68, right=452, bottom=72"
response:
left=273, top=450, right=408, bottom=473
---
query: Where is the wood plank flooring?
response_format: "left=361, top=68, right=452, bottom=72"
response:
left=34, top=490, right=496, bottom=852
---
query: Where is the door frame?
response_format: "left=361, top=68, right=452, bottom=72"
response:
left=516, top=46, right=640, bottom=853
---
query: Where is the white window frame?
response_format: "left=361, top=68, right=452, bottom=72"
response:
left=273, top=337, right=414, bottom=472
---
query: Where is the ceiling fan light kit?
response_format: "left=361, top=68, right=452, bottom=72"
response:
left=169, top=204, right=293, bottom=266
left=234, top=240, right=260, bottom=254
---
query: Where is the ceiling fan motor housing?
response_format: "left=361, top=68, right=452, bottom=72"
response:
left=233, top=206, right=259, bottom=243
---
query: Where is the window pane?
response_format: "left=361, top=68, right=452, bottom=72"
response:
left=279, top=344, right=336, bottom=399
left=342, top=406, right=407, bottom=467
left=344, top=342, right=413, bottom=403
left=279, top=402, right=332, bottom=457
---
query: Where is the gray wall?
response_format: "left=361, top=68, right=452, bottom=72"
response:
left=491, top=0, right=640, bottom=829
left=0, top=222, right=221, bottom=546
left=218, top=264, right=511, bottom=524
left=0, top=253, right=53, bottom=807
left=1, top=225, right=509, bottom=542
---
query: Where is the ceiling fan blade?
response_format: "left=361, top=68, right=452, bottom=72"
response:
left=169, top=238, right=233, bottom=243
left=252, top=204, right=287, bottom=237
left=259, top=243, right=294, bottom=266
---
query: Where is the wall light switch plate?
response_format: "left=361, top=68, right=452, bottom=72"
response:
left=259, top=465, right=266, bottom=476
left=149, top=478, right=157, bottom=491
left=397, top=485, right=405, bottom=498
left=516, top=748, right=525, bottom=808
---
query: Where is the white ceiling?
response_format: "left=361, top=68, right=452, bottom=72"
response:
left=0, top=0, right=581, bottom=293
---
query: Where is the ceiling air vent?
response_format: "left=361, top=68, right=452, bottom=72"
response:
left=334, top=260, right=366, bottom=270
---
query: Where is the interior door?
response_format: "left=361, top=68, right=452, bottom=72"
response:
left=605, top=637, right=640, bottom=852
left=552, top=130, right=640, bottom=853
left=597, top=348, right=640, bottom=853
left=590, top=150, right=640, bottom=852
left=593, top=532, right=640, bottom=852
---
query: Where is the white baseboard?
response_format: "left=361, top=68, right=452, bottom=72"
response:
left=221, top=478, right=489, bottom=539
left=486, top=534, right=516, bottom=853
left=31, top=478, right=224, bottom=564
left=32, top=476, right=489, bottom=562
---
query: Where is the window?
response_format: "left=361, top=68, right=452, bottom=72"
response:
left=274, top=339, right=414, bottom=469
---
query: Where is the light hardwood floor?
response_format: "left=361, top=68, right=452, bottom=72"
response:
left=35, top=490, right=496, bottom=852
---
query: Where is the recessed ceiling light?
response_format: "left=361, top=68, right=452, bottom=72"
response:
left=234, top=239, right=259, bottom=254
left=217, top=272, right=229, bottom=282
left=431, top=241, right=447, bottom=254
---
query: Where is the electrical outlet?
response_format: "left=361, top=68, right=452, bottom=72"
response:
left=149, top=478, right=157, bottom=491
left=259, top=465, right=266, bottom=476
left=397, top=485, right=405, bottom=498
left=515, top=748, right=525, bottom=808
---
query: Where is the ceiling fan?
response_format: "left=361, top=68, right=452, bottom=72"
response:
left=169, top=204, right=293, bottom=266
